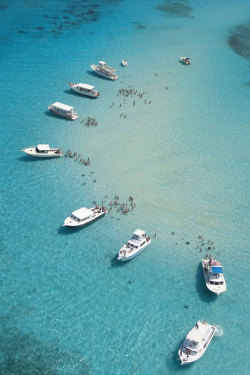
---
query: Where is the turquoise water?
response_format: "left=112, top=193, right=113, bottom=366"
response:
left=1, top=0, right=250, bottom=374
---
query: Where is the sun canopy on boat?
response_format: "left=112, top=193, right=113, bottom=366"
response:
left=51, top=102, right=74, bottom=111
left=37, top=144, right=50, bottom=151
left=212, top=266, right=223, bottom=274
left=72, top=207, right=93, bottom=220
left=77, top=83, right=95, bottom=90
left=133, top=229, right=145, bottom=237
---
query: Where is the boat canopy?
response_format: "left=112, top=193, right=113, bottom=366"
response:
left=72, top=207, right=93, bottom=220
left=99, top=61, right=106, bottom=67
left=51, top=102, right=74, bottom=111
left=37, top=144, right=50, bottom=151
left=212, top=266, right=223, bottom=274
left=133, top=229, right=145, bottom=237
left=77, top=83, right=95, bottom=90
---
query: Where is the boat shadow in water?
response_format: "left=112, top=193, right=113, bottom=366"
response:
left=18, top=156, right=51, bottom=162
left=86, top=70, right=114, bottom=80
left=195, top=263, right=217, bottom=303
left=110, top=255, right=126, bottom=268
left=44, top=111, right=74, bottom=121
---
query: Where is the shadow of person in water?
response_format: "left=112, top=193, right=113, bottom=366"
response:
left=195, top=262, right=217, bottom=303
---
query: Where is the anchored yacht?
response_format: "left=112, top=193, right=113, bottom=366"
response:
left=178, top=321, right=216, bottom=365
left=48, top=102, right=78, bottom=120
left=63, top=206, right=106, bottom=228
left=91, top=61, right=118, bottom=80
left=118, top=229, right=151, bottom=261
left=21, top=144, right=62, bottom=158
left=69, top=83, right=100, bottom=97
left=179, top=57, right=191, bottom=65
left=202, top=256, right=227, bottom=295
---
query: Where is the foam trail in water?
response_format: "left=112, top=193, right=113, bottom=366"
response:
left=214, top=325, right=223, bottom=337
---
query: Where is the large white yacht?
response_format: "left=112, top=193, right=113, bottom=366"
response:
left=48, top=102, right=78, bottom=120
left=63, top=206, right=106, bottom=228
left=21, top=144, right=63, bottom=158
left=178, top=321, right=216, bottom=365
left=91, top=61, right=118, bottom=80
left=202, top=256, right=227, bottom=295
left=118, top=229, right=151, bottom=261
left=68, top=82, right=100, bottom=97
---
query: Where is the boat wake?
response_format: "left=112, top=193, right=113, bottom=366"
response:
left=214, top=325, right=223, bottom=337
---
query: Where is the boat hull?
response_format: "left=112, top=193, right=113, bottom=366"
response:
left=48, top=108, right=78, bottom=120
left=178, top=321, right=216, bottom=365
left=21, top=148, right=62, bottom=158
left=63, top=211, right=105, bottom=228
left=119, top=240, right=151, bottom=261
left=91, top=65, right=118, bottom=80
left=69, top=84, right=100, bottom=97
left=202, top=260, right=227, bottom=295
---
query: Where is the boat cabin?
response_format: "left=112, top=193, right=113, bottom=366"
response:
left=36, top=144, right=50, bottom=153
left=71, top=207, right=94, bottom=223
left=98, top=61, right=115, bottom=72
left=76, top=83, right=95, bottom=92
left=49, top=102, right=77, bottom=117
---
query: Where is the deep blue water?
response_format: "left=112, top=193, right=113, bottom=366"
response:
left=1, top=0, right=250, bottom=374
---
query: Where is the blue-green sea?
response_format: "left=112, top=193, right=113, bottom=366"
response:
left=1, top=1, right=250, bottom=374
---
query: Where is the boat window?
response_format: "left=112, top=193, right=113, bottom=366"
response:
left=141, top=241, right=145, bottom=246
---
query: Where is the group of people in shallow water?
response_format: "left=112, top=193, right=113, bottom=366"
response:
left=64, top=150, right=90, bottom=165
left=105, top=195, right=136, bottom=215
left=81, top=116, right=98, bottom=127
left=196, top=235, right=218, bottom=254
left=109, top=87, right=152, bottom=117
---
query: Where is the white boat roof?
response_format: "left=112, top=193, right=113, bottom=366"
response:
left=72, top=207, right=93, bottom=220
left=37, top=144, right=50, bottom=151
left=187, top=323, right=211, bottom=344
left=77, top=83, right=95, bottom=90
left=99, top=61, right=106, bottom=64
left=51, top=102, right=74, bottom=111
left=133, top=229, right=145, bottom=237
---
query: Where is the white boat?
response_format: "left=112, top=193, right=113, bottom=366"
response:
left=179, top=56, right=191, bottom=65
left=118, top=229, right=151, bottom=261
left=48, top=102, right=78, bottom=120
left=202, top=256, right=227, bottom=295
left=68, top=82, right=100, bottom=97
left=63, top=205, right=106, bottom=228
left=178, top=321, right=216, bottom=365
left=21, top=144, right=63, bottom=158
left=121, top=59, right=128, bottom=67
left=91, top=61, right=118, bottom=80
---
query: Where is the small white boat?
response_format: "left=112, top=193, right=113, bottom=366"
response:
left=63, top=205, right=106, bottom=228
left=68, top=82, right=100, bottom=97
left=91, top=61, right=118, bottom=80
left=178, top=321, right=216, bottom=365
left=121, top=59, right=128, bottom=67
left=202, top=256, right=227, bottom=295
left=118, top=229, right=151, bottom=261
left=179, top=56, right=191, bottom=65
left=48, top=102, right=78, bottom=120
left=21, top=144, right=63, bottom=158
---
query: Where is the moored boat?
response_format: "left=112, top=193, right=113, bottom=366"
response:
left=118, top=229, right=151, bottom=261
left=202, top=255, right=227, bottom=295
left=121, top=59, right=128, bottom=67
left=91, top=61, right=118, bottom=80
left=179, top=56, right=191, bottom=65
left=63, top=205, right=106, bottom=228
left=21, top=144, right=63, bottom=158
left=178, top=321, right=216, bottom=365
left=48, top=102, right=78, bottom=120
left=68, top=82, right=100, bottom=97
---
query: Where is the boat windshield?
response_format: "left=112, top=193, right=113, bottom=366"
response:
left=210, top=281, right=224, bottom=285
